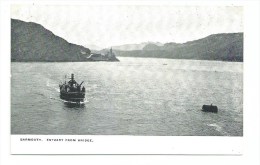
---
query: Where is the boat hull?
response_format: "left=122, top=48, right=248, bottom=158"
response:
left=60, top=91, right=85, bottom=102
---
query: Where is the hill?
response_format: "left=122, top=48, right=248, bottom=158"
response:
left=113, top=33, right=243, bottom=62
left=11, top=19, right=113, bottom=62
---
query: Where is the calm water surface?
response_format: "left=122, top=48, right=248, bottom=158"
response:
left=11, top=57, right=243, bottom=136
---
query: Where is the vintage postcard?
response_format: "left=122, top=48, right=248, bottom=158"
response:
left=10, top=1, right=243, bottom=154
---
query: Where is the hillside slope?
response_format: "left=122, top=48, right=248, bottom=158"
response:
left=11, top=19, right=91, bottom=62
left=114, top=33, right=243, bottom=62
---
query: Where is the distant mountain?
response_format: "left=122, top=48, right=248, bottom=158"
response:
left=142, top=43, right=162, bottom=50
left=111, top=42, right=163, bottom=51
left=113, top=33, right=243, bottom=62
left=11, top=19, right=118, bottom=62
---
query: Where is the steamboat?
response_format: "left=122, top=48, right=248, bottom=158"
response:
left=59, top=74, right=85, bottom=103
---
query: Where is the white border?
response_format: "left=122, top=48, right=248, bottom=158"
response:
left=1, top=0, right=260, bottom=164
left=11, top=135, right=242, bottom=154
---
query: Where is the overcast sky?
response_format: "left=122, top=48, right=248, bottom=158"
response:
left=11, top=5, right=243, bottom=48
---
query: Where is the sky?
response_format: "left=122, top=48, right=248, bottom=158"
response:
left=11, top=4, right=243, bottom=48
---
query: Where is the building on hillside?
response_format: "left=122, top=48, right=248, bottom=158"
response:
left=88, top=47, right=118, bottom=61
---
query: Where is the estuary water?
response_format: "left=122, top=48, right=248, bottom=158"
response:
left=11, top=57, right=243, bottom=136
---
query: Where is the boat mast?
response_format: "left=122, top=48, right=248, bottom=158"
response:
left=65, top=75, right=67, bottom=84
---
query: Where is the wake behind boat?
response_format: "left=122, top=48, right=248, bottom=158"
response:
left=59, top=74, right=85, bottom=103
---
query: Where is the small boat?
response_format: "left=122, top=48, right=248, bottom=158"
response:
left=59, top=74, right=85, bottom=103
left=202, top=104, right=218, bottom=113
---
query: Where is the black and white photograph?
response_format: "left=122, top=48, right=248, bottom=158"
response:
left=1, top=0, right=260, bottom=164
left=11, top=4, right=243, bottom=137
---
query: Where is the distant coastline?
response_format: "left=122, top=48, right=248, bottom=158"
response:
left=99, top=33, right=243, bottom=62
left=11, top=19, right=242, bottom=62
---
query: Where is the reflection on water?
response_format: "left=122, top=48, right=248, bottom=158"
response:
left=63, top=102, right=85, bottom=109
left=11, top=57, right=243, bottom=136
